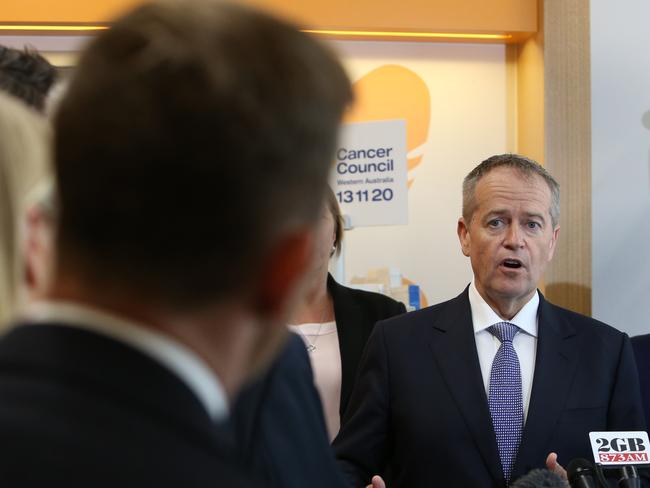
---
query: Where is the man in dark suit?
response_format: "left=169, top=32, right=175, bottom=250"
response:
left=333, top=154, right=646, bottom=488
left=632, top=334, right=650, bottom=427
left=226, top=333, right=350, bottom=488
left=0, top=1, right=352, bottom=486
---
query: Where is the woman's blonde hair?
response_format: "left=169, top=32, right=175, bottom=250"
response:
left=0, top=92, right=51, bottom=327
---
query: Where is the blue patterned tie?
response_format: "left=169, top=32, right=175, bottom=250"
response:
left=488, top=322, right=523, bottom=484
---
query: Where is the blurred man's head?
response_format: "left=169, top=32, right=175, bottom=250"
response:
left=0, top=46, right=57, bottom=111
left=51, top=0, right=352, bottom=390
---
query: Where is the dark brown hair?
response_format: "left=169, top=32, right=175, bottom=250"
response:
left=53, top=0, right=352, bottom=306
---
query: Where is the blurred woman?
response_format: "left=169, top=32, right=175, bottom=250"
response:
left=290, top=188, right=406, bottom=440
left=0, top=91, right=51, bottom=328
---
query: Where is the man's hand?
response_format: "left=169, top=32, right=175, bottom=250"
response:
left=546, top=452, right=568, bottom=480
left=365, top=475, right=386, bottom=488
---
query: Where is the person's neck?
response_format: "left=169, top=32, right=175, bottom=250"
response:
left=45, top=277, right=253, bottom=401
left=293, top=270, right=333, bottom=324
left=478, top=288, right=534, bottom=321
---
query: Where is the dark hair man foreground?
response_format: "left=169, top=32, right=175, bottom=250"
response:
left=0, top=1, right=351, bottom=486
left=334, top=154, right=647, bottom=488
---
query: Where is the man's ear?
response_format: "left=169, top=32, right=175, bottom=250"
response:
left=457, top=218, right=471, bottom=257
left=23, top=205, right=52, bottom=296
left=254, top=229, right=314, bottom=319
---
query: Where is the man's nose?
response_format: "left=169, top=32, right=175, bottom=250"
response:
left=503, top=224, right=525, bottom=249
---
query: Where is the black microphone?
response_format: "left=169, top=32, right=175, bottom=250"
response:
left=567, top=458, right=599, bottom=488
left=618, top=465, right=640, bottom=488
left=511, top=469, right=568, bottom=487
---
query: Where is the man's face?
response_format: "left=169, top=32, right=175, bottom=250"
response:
left=457, top=167, right=560, bottom=316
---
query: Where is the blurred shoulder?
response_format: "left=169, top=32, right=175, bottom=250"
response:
left=632, top=333, right=650, bottom=349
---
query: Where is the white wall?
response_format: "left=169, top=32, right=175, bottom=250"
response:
left=0, top=36, right=89, bottom=66
left=329, top=40, right=509, bottom=305
left=0, top=35, right=88, bottom=52
left=591, top=1, right=650, bottom=336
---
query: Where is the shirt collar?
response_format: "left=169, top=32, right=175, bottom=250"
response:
left=21, top=300, right=229, bottom=422
left=468, top=281, right=539, bottom=338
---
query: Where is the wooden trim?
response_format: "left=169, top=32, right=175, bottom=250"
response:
left=543, top=0, right=592, bottom=315
left=247, top=0, right=537, bottom=34
left=2, top=0, right=537, bottom=43
left=1, top=0, right=140, bottom=23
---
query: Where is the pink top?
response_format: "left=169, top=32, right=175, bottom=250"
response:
left=289, top=321, right=341, bottom=441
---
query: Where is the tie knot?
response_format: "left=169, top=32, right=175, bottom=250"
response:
left=488, top=322, right=519, bottom=343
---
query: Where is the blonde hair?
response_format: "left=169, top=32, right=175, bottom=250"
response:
left=0, top=92, right=51, bottom=327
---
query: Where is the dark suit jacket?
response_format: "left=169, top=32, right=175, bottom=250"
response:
left=329, top=274, right=407, bottom=417
left=0, top=323, right=259, bottom=487
left=333, top=288, right=647, bottom=488
left=632, top=334, right=650, bottom=428
left=226, top=333, right=349, bottom=488
left=225, top=278, right=405, bottom=488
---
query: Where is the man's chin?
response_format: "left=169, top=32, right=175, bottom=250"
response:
left=492, top=283, right=536, bottom=303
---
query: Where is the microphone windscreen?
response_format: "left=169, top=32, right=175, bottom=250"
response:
left=511, top=469, right=569, bottom=488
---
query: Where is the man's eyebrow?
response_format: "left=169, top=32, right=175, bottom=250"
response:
left=483, top=209, right=509, bottom=218
left=522, top=211, right=547, bottom=223
left=482, top=209, right=548, bottom=223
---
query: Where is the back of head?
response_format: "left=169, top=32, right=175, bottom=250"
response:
left=54, top=0, right=352, bottom=308
left=0, top=92, right=51, bottom=326
left=0, top=46, right=57, bottom=111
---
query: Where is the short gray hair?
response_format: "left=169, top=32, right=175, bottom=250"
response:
left=462, top=154, right=560, bottom=227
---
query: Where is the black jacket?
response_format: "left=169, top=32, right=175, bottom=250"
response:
left=0, top=323, right=259, bottom=487
left=328, top=274, right=407, bottom=416
left=632, top=333, right=650, bottom=428
left=227, top=333, right=349, bottom=488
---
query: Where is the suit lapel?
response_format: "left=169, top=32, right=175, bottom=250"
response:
left=427, top=289, right=504, bottom=483
left=512, top=294, right=580, bottom=478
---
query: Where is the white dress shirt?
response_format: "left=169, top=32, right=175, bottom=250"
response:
left=22, top=301, right=229, bottom=422
left=468, top=281, right=538, bottom=420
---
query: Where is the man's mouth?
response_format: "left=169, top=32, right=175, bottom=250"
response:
left=501, top=258, right=523, bottom=269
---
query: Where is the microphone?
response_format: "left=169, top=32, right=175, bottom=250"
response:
left=588, top=431, right=649, bottom=487
left=511, top=469, right=568, bottom=487
left=617, top=465, right=640, bottom=488
left=567, top=458, right=599, bottom=488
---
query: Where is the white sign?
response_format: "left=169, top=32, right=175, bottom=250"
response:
left=332, top=119, right=408, bottom=227
left=589, top=431, right=650, bottom=465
